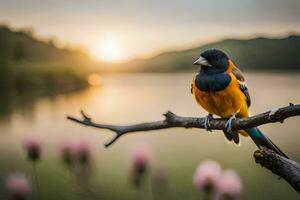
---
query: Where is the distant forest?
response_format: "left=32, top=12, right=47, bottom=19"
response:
left=0, top=25, right=100, bottom=91
left=114, top=35, right=300, bottom=72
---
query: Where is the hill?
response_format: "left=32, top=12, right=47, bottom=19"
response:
left=115, top=35, right=300, bottom=72
left=0, top=25, right=100, bottom=91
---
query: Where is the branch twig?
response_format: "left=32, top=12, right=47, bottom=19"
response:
left=254, top=147, right=300, bottom=193
left=67, top=104, right=300, bottom=147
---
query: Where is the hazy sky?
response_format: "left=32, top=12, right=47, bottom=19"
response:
left=0, top=0, right=299, bottom=62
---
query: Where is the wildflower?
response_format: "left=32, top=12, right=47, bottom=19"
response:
left=74, top=140, right=91, bottom=166
left=60, top=140, right=77, bottom=167
left=6, top=172, right=31, bottom=200
left=23, top=137, right=42, bottom=162
left=193, top=160, right=222, bottom=193
left=130, top=145, right=151, bottom=187
left=216, top=170, right=242, bottom=200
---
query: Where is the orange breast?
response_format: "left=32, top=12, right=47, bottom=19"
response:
left=192, top=73, right=249, bottom=118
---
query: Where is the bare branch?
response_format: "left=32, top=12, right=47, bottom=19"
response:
left=67, top=104, right=300, bottom=147
left=67, top=104, right=300, bottom=193
left=254, top=148, right=300, bottom=193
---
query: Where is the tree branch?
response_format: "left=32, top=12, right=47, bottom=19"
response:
left=67, top=104, right=300, bottom=147
left=254, top=148, right=300, bottom=193
left=67, top=104, right=300, bottom=193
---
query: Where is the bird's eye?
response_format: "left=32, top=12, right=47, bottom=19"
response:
left=213, top=56, right=218, bottom=61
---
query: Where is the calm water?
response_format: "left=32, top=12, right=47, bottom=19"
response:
left=0, top=73, right=299, bottom=200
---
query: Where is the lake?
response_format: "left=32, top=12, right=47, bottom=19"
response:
left=0, top=72, right=299, bottom=200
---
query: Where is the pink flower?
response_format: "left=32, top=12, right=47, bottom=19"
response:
left=6, top=172, right=31, bottom=200
left=60, top=140, right=76, bottom=153
left=130, top=145, right=151, bottom=187
left=216, top=170, right=242, bottom=200
left=132, top=146, right=150, bottom=170
left=193, top=160, right=222, bottom=192
left=60, top=140, right=77, bottom=166
left=60, top=139, right=92, bottom=167
left=74, top=140, right=91, bottom=166
left=23, top=137, right=42, bottom=162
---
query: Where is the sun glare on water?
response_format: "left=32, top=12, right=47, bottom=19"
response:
left=87, top=73, right=101, bottom=86
left=90, top=39, right=125, bottom=63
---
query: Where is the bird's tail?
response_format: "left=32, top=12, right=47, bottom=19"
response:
left=244, top=127, right=288, bottom=158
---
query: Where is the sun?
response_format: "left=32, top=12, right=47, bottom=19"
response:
left=90, top=39, right=124, bottom=63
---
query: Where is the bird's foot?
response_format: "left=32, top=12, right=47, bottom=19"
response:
left=225, top=114, right=237, bottom=133
left=203, top=114, right=214, bottom=132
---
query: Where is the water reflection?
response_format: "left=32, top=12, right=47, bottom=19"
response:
left=0, top=87, right=87, bottom=128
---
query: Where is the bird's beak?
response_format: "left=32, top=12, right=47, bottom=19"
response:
left=193, top=56, right=210, bottom=66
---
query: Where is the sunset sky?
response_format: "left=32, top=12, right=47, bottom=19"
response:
left=0, top=0, right=299, bottom=62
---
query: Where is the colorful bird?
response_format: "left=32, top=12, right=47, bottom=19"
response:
left=191, top=49, right=288, bottom=158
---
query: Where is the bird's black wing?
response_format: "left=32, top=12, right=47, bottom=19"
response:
left=232, top=67, right=251, bottom=107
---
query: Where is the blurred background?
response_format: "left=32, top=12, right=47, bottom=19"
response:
left=0, top=0, right=300, bottom=199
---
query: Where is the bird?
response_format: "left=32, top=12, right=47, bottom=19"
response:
left=191, top=49, right=288, bottom=158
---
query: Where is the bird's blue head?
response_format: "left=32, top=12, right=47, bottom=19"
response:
left=193, top=49, right=229, bottom=74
